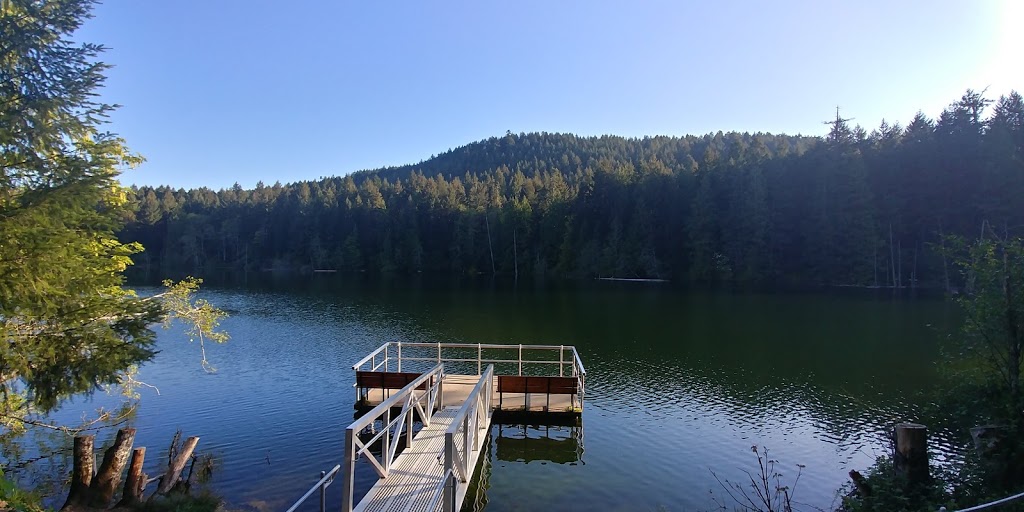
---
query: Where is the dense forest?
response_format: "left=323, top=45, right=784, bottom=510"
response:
left=122, top=90, right=1024, bottom=287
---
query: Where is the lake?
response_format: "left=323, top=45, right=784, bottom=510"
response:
left=33, top=276, right=960, bottom=511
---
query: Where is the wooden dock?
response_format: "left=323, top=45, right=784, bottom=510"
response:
left=357, top=374, right=578, bottom=415
left=286, top=342, right=586, bottom=512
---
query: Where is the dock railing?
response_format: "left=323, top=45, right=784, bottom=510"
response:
left=431, top=364, right=495, bottom=512
left=353, top=342, right=586, bottom=406
left=340, top=363, right=445, bottom=512
left=283, top=465, right=340, bottom=512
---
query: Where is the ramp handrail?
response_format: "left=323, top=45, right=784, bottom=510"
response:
left=340, top=363, right=445, bottom=512
left=435, top=364, right=494, bottom=512
left=283, top=465, right=340, bottom=512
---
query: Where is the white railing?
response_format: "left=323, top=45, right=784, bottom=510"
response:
left=283, top=465, right=340, bottom=512
left=353, top=342, right=586, bottom=407
left=428, top=364, right=494, bottom=512
left=940, top=490, right=1024, bottom=511
left=340, top=364, right=444, bottom=512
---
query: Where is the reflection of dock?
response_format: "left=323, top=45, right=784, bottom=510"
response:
left=287, top=342, right=586, bottom=512
left=495, top=423, right=584, bottom=465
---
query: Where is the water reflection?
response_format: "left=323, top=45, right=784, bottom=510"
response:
left=18, top=275, right=956, bottom=512
left=494, top=423, right=585, bottom=465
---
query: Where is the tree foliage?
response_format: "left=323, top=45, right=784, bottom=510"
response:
left=124, top=91, right=1024, bottom=288
left=952, top=233, right=1024, bottom=419
left=0, top=0, right=166, bottom=418
left=160, top=277, right=229, bottom=372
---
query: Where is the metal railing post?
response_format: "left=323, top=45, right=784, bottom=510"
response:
left=477, top=343, right=482, bottom=375
left=406, top=403, right=414, bottom=448
left=462, top=414, right=470, bottom=481
left=438, top=371, right=444, bottom=411
left=437, top=342, right=441, bottom=364
left=448, top=473, right=457, bottom=512
left=397, top=342, right=402, bottom=372
left=518, top=344, right=522, bottom=376
left=443, top=432, right=454, bottom=510
left=341, top=429, right=355, bottom=512
left=559, top=345, right=564, bottom=376
left=382, top=408, right=390, bottom=470
left=319, top=470, right=327, bottom=512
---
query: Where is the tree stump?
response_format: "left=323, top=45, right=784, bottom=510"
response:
left=894, top=423, right=929, bottom=486
left=116, top=447, right=147, bottom=507
left=89, top=428, right=136, bottom=506
left=62, top=435, right=96, bottom=510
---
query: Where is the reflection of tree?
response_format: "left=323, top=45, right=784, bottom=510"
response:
left=585, top=355, right=959, bottom=461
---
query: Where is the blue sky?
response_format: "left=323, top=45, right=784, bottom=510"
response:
left=78, top=0, right=1022, bottom=190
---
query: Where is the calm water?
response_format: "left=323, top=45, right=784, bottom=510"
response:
left=32, top=276, right=959, bottom=511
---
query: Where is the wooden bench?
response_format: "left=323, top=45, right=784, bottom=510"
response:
left=356, top=371, right=429, bottom=401
left=497, top=375, right=578, bottom=411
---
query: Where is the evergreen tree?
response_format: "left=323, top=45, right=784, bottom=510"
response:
left=0, top=0, right=166, bottom=414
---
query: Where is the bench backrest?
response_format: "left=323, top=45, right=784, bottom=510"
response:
left=356, top=371, right=428, bottom=390
left=497, top=375, right=578, bottom=395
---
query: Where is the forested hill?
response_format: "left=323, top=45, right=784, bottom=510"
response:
left=123, top=90, right=1024, bottom=287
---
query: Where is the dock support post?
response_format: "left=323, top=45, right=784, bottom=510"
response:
left=894, top=423, right=929, bottom=486
left=342, top=428, right=355, bottom=512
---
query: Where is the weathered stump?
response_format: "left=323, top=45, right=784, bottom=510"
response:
left=155, top=436, right=199, bottom=495
left=62, top=429, right=202, bottom=511
left=894, top=423, right=929, bottom=485
left=89, top=428, right=136, bottom=506
left=116, top=447, right=147, bottom=507
left=63, top=436, right=96, bottom=510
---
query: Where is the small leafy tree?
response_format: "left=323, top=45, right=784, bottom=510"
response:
left=947, top=232, right=1024, bottom=494
left=952, top=234, right=1024, bottom=418
left=710, top=446, right=805, bottom=512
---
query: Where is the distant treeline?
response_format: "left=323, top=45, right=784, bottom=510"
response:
left=122, top=90, right=1023, bottom=287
